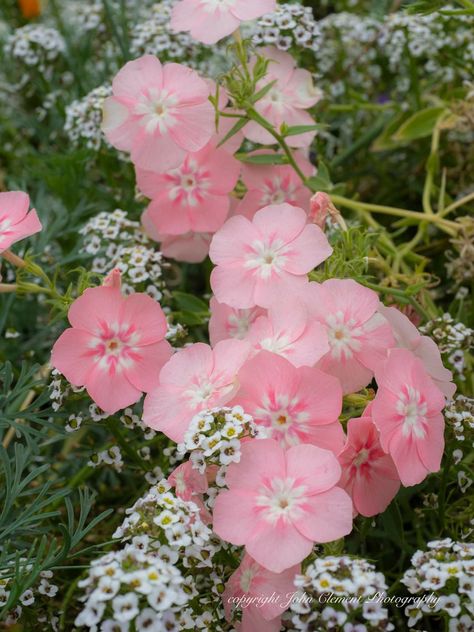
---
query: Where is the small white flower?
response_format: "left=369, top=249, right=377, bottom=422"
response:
left=112, top=592, right=139, bottom=622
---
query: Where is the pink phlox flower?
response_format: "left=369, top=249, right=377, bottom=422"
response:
left=143, top=339, right=251, bottom=441
left=209, top=296, right=266, bottom=346
left=232, top=351, right=345, bottom=454
left=51, top=275, right=172, bottom=414
left=0, top=191, right=42, bottom=253
left=210, top=203, right=332, bottom=309
left=338, top=415, right=400, bottom=517
left=379, top=304, right=455, bottom=399
left=171, top=0, right=277, bottom=45
left=372, top=348, right=446, bottom=486
left=213, top=439, right=353, bottom=573
left=305, top=279, right=395, bottom=394
left=243, top=47, right=322, bottom=148
left=102, top=55, right=214, bottom=172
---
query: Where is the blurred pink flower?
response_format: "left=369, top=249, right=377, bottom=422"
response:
left=136, top=141, right=240, bottom=235
left=223, top=554, right=298, bottom=631
left=209, top=297, right=266, bottom=346
left=51, top=280, right=172, bottom=414
left=168, top=460, right=212, bottom=523
left=245, top=301, right=329, bottom=367
left=142, top=211, right=212, bottom=263
left=305, top=280, right=395, bottom=394
left=213, top=439, right=353, bottom=572
left=244, top=47, right=322, bottom=148
left=308, top=191, right=331, bottom=228
left=102, top=55, right=214, bottom=172
left=232, top=351, right=344, bottom=453
left=171, top=0, right=276, bottom=45
left=236, top=151, right=314, bottom=220
left=0, top=191, right=42, bottom=253
left=338, top=415, right=400, bottom=517
left=210, top=203, right=332, bottom=309
left=372, top=348, right=446, bottom=486
left=379, top=304, right=455, bottom=399
left=143, top=340, right=250, bottom=441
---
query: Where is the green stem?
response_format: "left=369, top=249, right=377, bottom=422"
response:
left=441, top=190, right=474, bottom=217
left=330, top=194, right=459, bottom=233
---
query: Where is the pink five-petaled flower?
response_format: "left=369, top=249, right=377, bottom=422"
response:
left=209, top=203, right=332, bottom=309
left=245, top=301, right=329, bottom=368
left=51, top=281, right=172, bottom=415
left=378, top=304, right=455, bottom=399
left=213, top=439, right=353, bottom=573
left=372, top=348, right=446, bottom=487
left=143, top=340, right=250, bottom=442
left=232, top=351, right=344, bottom=453
left=236, top=151, right=314, bottom=220
left=244, top=47, right=322, bottom=148
left=137, top=141, right=240, bottom=235
left=223, top=554, right=298, bottom=632
left=171, top=0, right=276, bottom=45
left=209, top=297, right=266, bottom=346
left=0, top=191, right=42, bottom=253
left=102, top=55, right=214, bottom=172
left=338, top=416, right=400, bottom=517
left=305, top=279, right=395, bottom=394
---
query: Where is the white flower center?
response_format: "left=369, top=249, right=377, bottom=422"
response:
left=257, top=477, right=307, bottom=524
left=134, top=88, right=178, bottom=134
left=227, top=312, right=252, bottom=339
left=353, top=448, right=370, bottom=467
left=245, top=239, right=286, bottom=279
left=239, top=568, right=256, bottom=593
left=255, top=393, right=309, bottom=447
left=397, top=387, right=428, bottom=439
left=167, top=158, right=210, bottom=207
left=326, top=312, right=363, bottom=360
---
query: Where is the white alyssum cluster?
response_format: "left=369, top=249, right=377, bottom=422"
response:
left=420, top=314, right=473, bottom=379
left=113, top=480, right=212, bottom=549
left=3, top=25, right=65, bottom=76
left=88, top=445, right=124, bottom=472
left=249, top=3, right=318, bottom=51
left=130, top=1, right=196, bottom=60
left=79, top=209, right=168, bottom=301
left=445, top=395, right=474, bottom=443
left=0, top=569, right=58, bottom=626
left=401, top=539, right=474, bottom=629
left=75, top=543, right=189, bottom=631
left=178, top=406, right=256, bottom=472
left=290, top=556, right=394, bottom=631
left=64, top=84, right=112, bottom=151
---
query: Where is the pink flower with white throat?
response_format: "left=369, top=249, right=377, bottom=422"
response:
left=51, top=274, right=172, bottom=414
left=245, top=301, right=329, bottom=368
left=102, top=55, right=214, bottom=172
left=209, top=297, right=266, bottom=346
left=236, top=151, right=314, bottom=220
left=244, top=47, right=322, bottom=148
left=232, top=351, right=345, bottom=453
left=305, top=279, right=395, bottom=394
left=171, top=0, right=277, bottom=45
left=338, top=415, right=400, bottom=517
left=137, top=141, right=240, bottom=235
left=223, top=554, right=298, bottom=631
left=213, top=439, right=353, bottom=573
left=143, top=340, right=250, bottom=442
left=372, top=348, right=446, bottom=487
left=0, top=191, right=42, bottom=253
left=378, top=304, right=455, bottom=399
left=210, top=203, right=332, bottom=309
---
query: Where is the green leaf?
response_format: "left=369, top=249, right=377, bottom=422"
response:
left=236, top=153, right=288, bottom=165
left=216, top=117, right=247, bottom=148
left=392, top=106, right=447, bottom=141
left=372, top=112, right=410, bottom=151
left=173, top=291, right=209, bottom=313
left=250, top=79, right=276, bottom=104
left=281, top=123, right=326, bottom=137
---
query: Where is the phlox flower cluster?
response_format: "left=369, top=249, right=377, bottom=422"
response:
left=401, top=539, right=474, bottom=629
left=113, top=479, right=212, bottom=549
left=74, top=544, right=189, bottom=631
left=289, top=555, right=394, bottom=632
